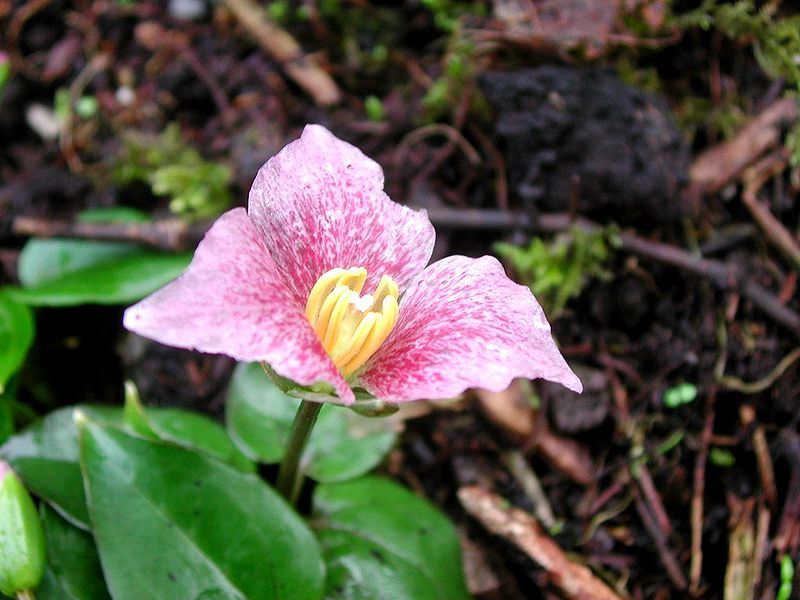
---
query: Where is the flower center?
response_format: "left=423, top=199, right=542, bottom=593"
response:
left=305, top=267, right=399, bottom=377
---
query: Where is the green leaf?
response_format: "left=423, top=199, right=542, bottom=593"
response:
left=0, top=406, right=115, bottom=528
left=226, top=363, right=396, bottom=482
left=79, top=421, right=324, bottom=600
left=0, top=289, right=34, bottom=393
left=10, top=251, right=191, bottom=306
left=146, top=409, right=253, bottom=473
left=313, top=477, right=470, bottom=600
left=1, top=404, right=253, bottom=528
left=37, top=504, right=110, bottom=600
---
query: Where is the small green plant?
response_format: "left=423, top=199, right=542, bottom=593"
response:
left=495, top=226, right=619, bottom=319
left=422, top=34, right=479, bottom=120
left=420, top=0, right=485, bottom=33
left=0, top=53, right=10, bottom=100
left=777, top=555, right=794, bottom=600
left=364, top=95, right=385, bottom=122
left=662, top=382, right=698, bottom=409
left=113, top=123, right=233, bottom=220
left=709, top=447, right=736, bottom=467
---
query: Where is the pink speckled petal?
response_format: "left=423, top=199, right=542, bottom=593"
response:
left=248, top=124, right=435, bottom=303
left=123, top=208, right=354, bottom=403
left=359, top=255, right=582, bottom=402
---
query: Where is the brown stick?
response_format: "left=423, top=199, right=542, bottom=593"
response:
left=10, top=209, right=800, bottom=335
left=458, top=485, right=624, bottom=600
left=633, top=487, right=688, bottom=591
left=690, top=393, right=715, bottom=596
left=220, top=0, right=341, bottom=106
left=689, top=97, right=798, bottom=195
left=741, top=404, right=778, bottom=511
left=741, top=150, right=800, bottom=272
left=10, top=216, right=203, bottom=252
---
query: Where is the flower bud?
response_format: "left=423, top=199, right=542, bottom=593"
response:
left=0, top=461, right=45, bottom=597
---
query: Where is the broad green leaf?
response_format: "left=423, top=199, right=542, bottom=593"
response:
left=9, top=252, right=191, bottom=306
left=314, top=477, right=470, bottom=600
left=124, top=381, right=253, bottom=472
left=0, top=406, right=116, bottom=528
left=227, top=362, right=396, bottom=482
left=79, top=421, right=324, bottom=600
left=0, top=289, right=34, bottom=393
left=146, top=409, right=253, bottom=472
left=0, top=404, right=252, bottom=528
left=37, top=504, right=110, bottom=600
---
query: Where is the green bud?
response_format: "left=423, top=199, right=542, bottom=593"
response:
left=0, top=461, right=45, bottom=597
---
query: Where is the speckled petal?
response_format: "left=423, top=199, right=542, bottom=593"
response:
left=358, top=255, right=582, bottom=402
left=247, top=124, right=435, bottom=303
left=123, top=208, right=354, bottom=403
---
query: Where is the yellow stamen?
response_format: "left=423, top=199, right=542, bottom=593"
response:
left=305, top=267, right=400, bottom=377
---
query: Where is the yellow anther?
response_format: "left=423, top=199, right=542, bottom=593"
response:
left=371, top=275, right=399, bottom=311
left=305, top=267, right=366, bottom=324
left=305, top=267, right=400, bottom=377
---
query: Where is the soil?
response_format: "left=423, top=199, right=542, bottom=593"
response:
left=2, top=1, right=800, bottom=599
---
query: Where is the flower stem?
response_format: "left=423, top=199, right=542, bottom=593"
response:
left=275, top=400, right=322, bottom=504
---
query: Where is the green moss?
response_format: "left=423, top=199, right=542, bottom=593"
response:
left=495, top=226, right=619, bottom=319
left=112, top=124, right=232, bottom=221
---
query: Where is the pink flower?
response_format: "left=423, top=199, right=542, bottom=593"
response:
left=124, top=125, right=581, bottom=404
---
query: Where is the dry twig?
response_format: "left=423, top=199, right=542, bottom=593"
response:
left=689, top=97, right=798, bottom=195
left=741, top=404, right=778, bottom=510
left=741, top=150, right=800, bottom=272
left=220, top=0, right=341, bottom=106
left=690, top=393, right=715, bottom=596
left=458, top=485, right=624, bottom=600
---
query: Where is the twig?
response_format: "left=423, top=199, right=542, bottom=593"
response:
left=724, top=496, right=757, bottom=600
left=741, top=150, right=800, bottom=272
left=741, top=404, right=778, bottom=511
left=220, top=0, right=341, bottom=106
left=10, top=215, right=203, bottom=252
left=689, top=97, right=798, bottom=195
left=718, top=347, right=800, bottom=394
left=458, top=486, right=624, bottom=600
left=502, top=450, right=557, bottom=529
left=753, top=503, right=771, bottom=596
left=395, top=124, right=482, bottom=168
left=633, top=486, right=688, bottom=591
left=690, top=393, right=715, bottom=596
left=775, top=430, right=800, bottom=555
left=10, top=208, right=800, bottom=336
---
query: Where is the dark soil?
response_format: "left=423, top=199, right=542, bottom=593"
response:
left=2, top=1, right=799, bottom=598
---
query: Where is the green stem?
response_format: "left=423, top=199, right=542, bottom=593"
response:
left=275, top=400, right=322, bottom=504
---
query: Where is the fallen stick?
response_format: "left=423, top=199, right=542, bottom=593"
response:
left=633, top=487, right=688, bottom=591
left=458, top=485, right=624, bottom=600
left=689, top=393, right=715, bottom=596
left=220, top=0, right=341, bottom=106
left=689, top=97, right=798, bottom=195
left=10, top=209, right=800, bottom=336
left=741, top=150, right=800, bottom=272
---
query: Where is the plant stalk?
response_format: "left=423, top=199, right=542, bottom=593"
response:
left=275, top=400, right=322, bottom=504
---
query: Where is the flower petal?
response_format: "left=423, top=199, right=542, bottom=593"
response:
left=247, top=124, right=435, bottom=302
left=359, top=255, right=582, bottom=402
left=123, top=208, right=354, bottom=403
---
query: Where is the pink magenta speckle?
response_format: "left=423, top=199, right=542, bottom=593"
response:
left=123, top=125, right=581, bottom=404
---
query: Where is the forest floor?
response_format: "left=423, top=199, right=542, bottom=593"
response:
left=2, top=1, right=800, bottom=598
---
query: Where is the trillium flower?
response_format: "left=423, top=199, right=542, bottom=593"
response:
left=124, top=125, right=582, bottom=405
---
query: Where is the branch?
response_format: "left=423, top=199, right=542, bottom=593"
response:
left=220, top=0, right=341, bottom=106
